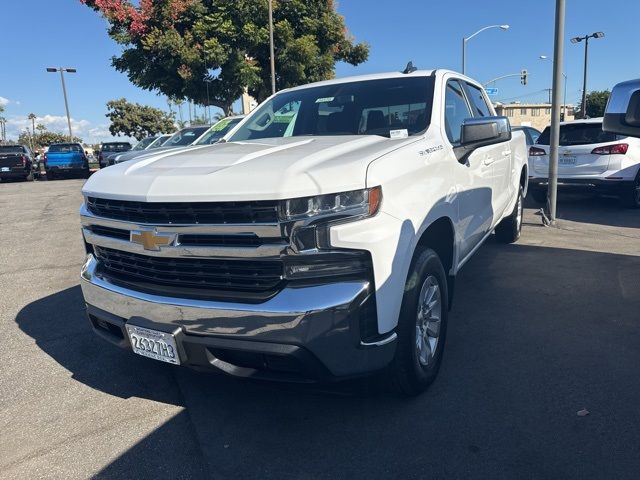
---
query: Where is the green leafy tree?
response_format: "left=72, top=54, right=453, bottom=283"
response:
left=105, top=98, right=176, bottom=140
left=18, top=126, right=82, bottom=149
left=576, top=90, right=610, bottom=119
left=80, top=0, right=369, bottom=114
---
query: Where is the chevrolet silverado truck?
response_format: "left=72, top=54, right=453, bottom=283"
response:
left=44, top=143, right=91, bottom=180
left=80, top=69, right=528, bottom=395
left=0, top=144, right=35, bottom=181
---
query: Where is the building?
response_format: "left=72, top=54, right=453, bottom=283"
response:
left=493, top=103, right=575, bottom=131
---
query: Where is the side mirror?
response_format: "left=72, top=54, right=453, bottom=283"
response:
left=603, top=79, right=640, bottom=137
left=455, top=116, right=511, bottom=163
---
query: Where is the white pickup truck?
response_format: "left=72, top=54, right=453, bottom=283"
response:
left=80, top=69, right=528, bottom=395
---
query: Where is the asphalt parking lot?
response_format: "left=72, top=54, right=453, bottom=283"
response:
left=1, top=178, right=639, bottom=479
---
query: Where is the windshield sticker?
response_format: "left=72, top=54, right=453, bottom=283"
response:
left=315, top=97, right=335, bottom=103
left=390, top=129, right=409, bottom=139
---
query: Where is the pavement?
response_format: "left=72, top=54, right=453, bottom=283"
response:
left=1, top=178, right=639, bottom=479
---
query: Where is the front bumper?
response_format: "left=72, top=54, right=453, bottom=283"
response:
left=80, top=254, right=396, bottom=382
left=529, top=177, right=634, bottom=195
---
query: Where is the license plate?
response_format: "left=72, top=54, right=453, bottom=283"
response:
left=126, top=325, right=180, bottom=365
left=560, top=155, right=577, bottom=165
left=1, top=167, right=9, bottom=172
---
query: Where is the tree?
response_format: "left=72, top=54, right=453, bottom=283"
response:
left=80, top=0, right=369, bottom=114
left=577, top=90, right=610, bottom=119
left=18, top=126, right=82, bottom=150
left=105, top=98, right=176, bottom=140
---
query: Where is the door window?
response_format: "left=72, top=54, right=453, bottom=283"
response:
left=444, top=80, right=472, bottom=145
left=464, top=82, right=493, bottom=117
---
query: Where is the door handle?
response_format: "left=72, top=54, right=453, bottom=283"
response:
left=501, top=150, right=512, bottom=157
left=483, top=156, right=495, bottom=166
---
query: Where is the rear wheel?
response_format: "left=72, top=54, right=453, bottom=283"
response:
left=620, top=174, right=640, bottom=208
left=495, top=187, right=523, bottom=244
left=389, top=247, right=448, bottom=396
left=46, top=172, right=55, bottom=181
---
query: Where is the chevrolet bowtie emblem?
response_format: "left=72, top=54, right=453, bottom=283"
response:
left=130, top=230, right=176, bottom=251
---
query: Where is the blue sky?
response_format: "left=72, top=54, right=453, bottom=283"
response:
left=1, top=0, right=638, bottom=143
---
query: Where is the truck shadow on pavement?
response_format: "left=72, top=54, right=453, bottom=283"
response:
left=15, top=241, right=640, bottom=479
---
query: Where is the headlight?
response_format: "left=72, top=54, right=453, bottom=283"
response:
left=279, top=186, right=382, bottom=222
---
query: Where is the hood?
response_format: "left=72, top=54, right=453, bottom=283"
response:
left=83, top=135, right=413, bottom=202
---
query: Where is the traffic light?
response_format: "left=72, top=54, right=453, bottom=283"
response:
left=520, top=69, right=528, bottom=86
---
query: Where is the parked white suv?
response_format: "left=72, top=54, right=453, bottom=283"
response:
left=528, top=118, right=640, bottom=207
left=79, top=69, right=528, bottom=395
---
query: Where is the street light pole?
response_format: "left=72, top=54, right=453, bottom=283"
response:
left=268, top=0, right=276, bottom=95
left=462, top=24, right=510, bottom=75
left=46, top=67, right=76, bottom=139
left=571, top=32, right=604, bottom=119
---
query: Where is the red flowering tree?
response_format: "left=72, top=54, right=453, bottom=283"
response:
left=81, top=0, right=369, bottom=115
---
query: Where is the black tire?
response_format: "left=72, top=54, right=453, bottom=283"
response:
left=620, top=174, right=640, bottom=208
left=495, top=186, right=523, bottom=244
left=530, top=187, right=547, bottom=204
left=389, top=247, right=448, bottom=396
left=46, top=172, right=55, bottom=181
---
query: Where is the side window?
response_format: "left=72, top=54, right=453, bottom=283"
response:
left=444, top=80, right=472, bottom=145
left=464, top=82, right=493, bottom=117
left=528, top=128, right=541, bottom=144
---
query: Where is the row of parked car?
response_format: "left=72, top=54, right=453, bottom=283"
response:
left=514, top=118, right=640, bottom=208
left=0, top=116, right=244, bottom=183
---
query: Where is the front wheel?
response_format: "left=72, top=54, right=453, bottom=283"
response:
left=389, top=247, right=448, bottom=396
left=495, top=187, right=524, bottom=244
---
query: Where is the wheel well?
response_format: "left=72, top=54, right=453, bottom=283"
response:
left=416, top=217, right=455, bottom=276
left=520, top=165, right=528, bottom=196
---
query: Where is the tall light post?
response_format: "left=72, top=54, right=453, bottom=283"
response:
left=268, top=0, right=276, bottom=95
left=540, top=55, right=568, bottom=120
left=570, top=32, right=604, bottom=119
left=462, top=24, right=509, bottom=75
left=46, top=67, right=76, bottom=139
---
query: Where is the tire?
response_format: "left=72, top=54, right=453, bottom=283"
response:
left=620, top=173, right=640, bottom=208
left=495, top=186, right=524, bottom=244
left=46, top=172, right=55, bottom=181
left=389, top=247, right=448, bottom=396
left=530, top=187, right=547, bottom=204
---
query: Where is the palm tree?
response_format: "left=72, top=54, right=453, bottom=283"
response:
left=28, top=113, right=37, bottom=150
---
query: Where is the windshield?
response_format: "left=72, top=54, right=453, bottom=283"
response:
left=537, top=123, right=622, bottom=146
left=164, top=126, right=209, bottom=146
left=131, top=136, right=157, bottom=151
left=49, top=144, right=83, bottom=153
left=102, top=143, right=131, bottom=152
left=229, top=77, right=434, bottom=142
left=195, top=118, right=243, bottom=145
left=149, top=135, right=172, bottom=149
left=0, top=146, right=24, bottom=154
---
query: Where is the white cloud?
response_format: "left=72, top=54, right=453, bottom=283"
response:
left=3, top=114, right=129, bottom=144
left=0, top=96, right=9, bottom=108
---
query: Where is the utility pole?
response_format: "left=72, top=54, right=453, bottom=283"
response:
left=547, top=0, right=566, bottom=225
left=268, top=0, right=276, bottom=95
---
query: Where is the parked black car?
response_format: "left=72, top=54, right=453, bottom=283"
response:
left=0, top=144, right=35, bottom=182
left=97, top=142, right=132, bottom=168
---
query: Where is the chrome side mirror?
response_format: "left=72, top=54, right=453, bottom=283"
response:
left=603, top=79, right=640, bottom=137
left=455, top=116, right=512, bottom=163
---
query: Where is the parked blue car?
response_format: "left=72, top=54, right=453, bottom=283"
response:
left=44, top=143, right=90, bottom=180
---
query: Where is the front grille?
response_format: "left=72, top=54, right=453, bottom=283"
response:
left=87, top=197, right=279, bottom=225
left=94, top=246, right=284, bottom=301
left=87, top=225, right=285, bottom=248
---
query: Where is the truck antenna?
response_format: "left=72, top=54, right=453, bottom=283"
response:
left=402, top=61, right=417, bottom=74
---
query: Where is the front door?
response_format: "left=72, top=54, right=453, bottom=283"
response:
left=443, top=79, right=494, bottom=262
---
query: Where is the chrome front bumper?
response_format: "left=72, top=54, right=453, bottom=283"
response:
left=80, top=254, right=396, bottom=379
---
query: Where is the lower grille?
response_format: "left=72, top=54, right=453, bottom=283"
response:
left=94, top=246, right=284, bottom=302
